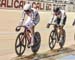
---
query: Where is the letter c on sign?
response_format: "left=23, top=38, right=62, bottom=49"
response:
left=14, top=0, right=19, bottom=8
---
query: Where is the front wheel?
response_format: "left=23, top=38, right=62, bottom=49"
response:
left=49, top=30, right=57, bottom=50
left=15, top=32, right=26, bottom=56
left=31, top=32, right=41, bottom=53
left=59, top=29, right=66, bottom=48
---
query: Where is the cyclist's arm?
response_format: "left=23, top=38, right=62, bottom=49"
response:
left=18, top=10, right=25, bottom=26
left=60, top=10, right=66, bottom=25
left=47, top=13, right=57, bottom=28
left=32, top=10, right=39, bottom=20
left=48, top=14, right=57, bottom=24
left=31, top=10, right=40, bottom=25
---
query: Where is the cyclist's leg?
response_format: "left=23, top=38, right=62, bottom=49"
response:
left=30, top=26, right=35, bottom=46
left=25, top=28, right=31, bottom=43
left=30, top=20, right=40, bottom=46
left=22, top=18, right=32, bottom=46
left=54, top=25, right=60, bottom=42
left=59, top=26, right=64, bottom=36
left=24, top=17, right=39, bottom=47
left=31, top=26, right=35, bottom=39
left=54, top=18, right=61, bottom=38
left=59, top=17, right=66, bottom=42
left=58, top=26, right=64, bottom=43
left=24, top=18, right=35, bottom=46
left=59, top=16, right=66, bottom=36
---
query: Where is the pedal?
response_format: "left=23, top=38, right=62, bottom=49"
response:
left=27, top=43, right=33, bottom=48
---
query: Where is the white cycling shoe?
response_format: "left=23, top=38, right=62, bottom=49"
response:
left=28, top=43, right=34, bottom=48
left=28, top=38, right=34, bottom=48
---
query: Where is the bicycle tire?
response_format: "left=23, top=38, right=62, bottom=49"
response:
left=49, top=30, right=57, bottom=50
left=15, top=32, right=26, bottom=56
left=31, top=32, right=41, bottom=53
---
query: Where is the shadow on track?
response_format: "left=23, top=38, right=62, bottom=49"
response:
left=11, top=45, right=75, bottom=60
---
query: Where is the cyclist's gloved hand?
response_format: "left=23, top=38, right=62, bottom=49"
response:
left=47, top=23, right=50, bottom=28
left=15, top=26, right=21, bottom=32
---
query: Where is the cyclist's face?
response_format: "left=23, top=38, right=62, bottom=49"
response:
left=54, top=12, right=58, bottom=15
left=54, top=11, right=59, bottom=15
left=24, top=10, right=31, bottom=15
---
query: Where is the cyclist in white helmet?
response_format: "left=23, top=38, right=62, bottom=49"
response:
left=16, top=3, right=40, bottom=47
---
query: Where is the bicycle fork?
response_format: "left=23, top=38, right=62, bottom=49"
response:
left=20, top=34, right=25, bottom=44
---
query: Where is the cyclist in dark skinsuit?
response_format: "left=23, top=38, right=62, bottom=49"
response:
left=47, top=7, right=67, bottom=42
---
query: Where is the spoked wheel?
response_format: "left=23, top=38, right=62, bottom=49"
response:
left=15, top=32, right=26, bottom=56
left=31, top=32, right=41, bottom=53
left=59, top=29, right=66, bottom=48
left=49, top=30, right=57, bottom=50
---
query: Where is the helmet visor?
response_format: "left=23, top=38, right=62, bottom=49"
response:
left=24, top=10, right=31, bottom=12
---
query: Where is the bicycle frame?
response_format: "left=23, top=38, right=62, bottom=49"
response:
left=17, top=26, right=29, bottom=44
left=15, top=25, right=41, bottom=56
left=50, top=24, right=60, bottom=42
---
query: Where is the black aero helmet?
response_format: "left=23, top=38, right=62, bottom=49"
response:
left=53, top=7, right=60, bottom=12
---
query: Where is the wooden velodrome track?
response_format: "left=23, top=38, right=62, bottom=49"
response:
left=0, top=9, right=75, bottom=60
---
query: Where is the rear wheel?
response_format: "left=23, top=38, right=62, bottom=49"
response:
left=49, top=30, right=57, bottom=50
left=31, top=32, right=41, bottom=53
left=15, top=32, right=26, bottom=56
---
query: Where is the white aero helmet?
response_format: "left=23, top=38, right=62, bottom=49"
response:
left=23, top=4, right=31, bottom=11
